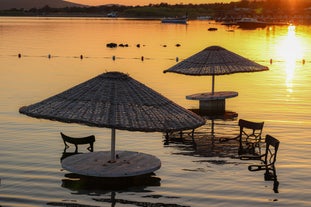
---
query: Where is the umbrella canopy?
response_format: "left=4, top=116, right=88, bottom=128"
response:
left=19, top=71, right=204, bottom=132
left=163, top=45, right=269, bottom=93
left=19, top=72, right=205, bottom=162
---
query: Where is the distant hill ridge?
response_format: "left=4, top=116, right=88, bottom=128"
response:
left=0, top=0, right=88, bottom=10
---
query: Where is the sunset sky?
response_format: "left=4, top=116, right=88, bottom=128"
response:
left=70, top=0, right=237, bottom=6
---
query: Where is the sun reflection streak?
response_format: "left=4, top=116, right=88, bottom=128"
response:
left=277, top=24, right=303, bottom=93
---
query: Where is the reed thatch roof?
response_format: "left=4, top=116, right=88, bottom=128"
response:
left=19, top=72, right=205, bottom=132
left=163, top=45, right=269, bottom=76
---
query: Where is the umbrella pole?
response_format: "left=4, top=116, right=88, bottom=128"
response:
left=212, top=75, right=215, bottom=95
left=110, top=128, right=116, bottom=162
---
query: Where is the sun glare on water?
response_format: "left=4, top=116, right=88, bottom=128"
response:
left=277, top=24, right=304, bottom=93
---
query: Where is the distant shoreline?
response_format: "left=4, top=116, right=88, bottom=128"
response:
left=1, top=0, right=310, bottom=25
left=1, top=15, right=310, bottom=26
left=0, top=14, right=164, bottom=21
left=1, top=1, right=311, bottom=25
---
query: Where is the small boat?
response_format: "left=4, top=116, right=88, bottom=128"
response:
left=236, top=18, right=266, bottom=29
left=197, top=16, right=212, bottom=20
left=161, top=17, right=188, bottom=24
left=107, top=12, right=117, bottom=18
left=208, top=27, right=218, bottom=31
left=266, top=21, right=289, bottom=26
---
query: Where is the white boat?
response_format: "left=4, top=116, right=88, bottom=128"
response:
left=161, top=17, right=188, bottom=24
left=197, top=16, right=212, bottom=20
left=236, top=18, right=266, bottom=29
left=107, top=12, right=117, bottom=17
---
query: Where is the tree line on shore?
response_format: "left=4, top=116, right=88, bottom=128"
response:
left=1, top=0, right=311, bottom=23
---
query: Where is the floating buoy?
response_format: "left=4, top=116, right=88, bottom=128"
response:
left=175, top=43, right=181, bottom=47
left=136, top=44, right=140, bottom=48
left=48, top=54, right=51, bottom=59
left=302, top=59, right=305, bottom=65
left=270, top=59, right=273, bottom=64
left=80, top=55, right=83, bottom=59
left=176, top=57, right=179, bottom=62
left=141, top=56, right=144, bottom=61
left=18, top=53, right=21, bottom=58
left=106, top=43, right=117, bottom=48
left=112, top=55, right=115, bottom=61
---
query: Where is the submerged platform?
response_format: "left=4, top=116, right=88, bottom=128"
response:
left=186, top=91, right=238, bottom=115
left=61, top=151, right=161, bottom=177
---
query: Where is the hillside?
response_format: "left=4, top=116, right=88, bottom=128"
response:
left=0, top=0, right=87, bottom=10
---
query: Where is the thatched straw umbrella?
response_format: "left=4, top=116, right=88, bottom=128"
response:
left=163, top=46, right=269, bottom=115
left=19, top=72, right=205, bottom=164
left=163, top=45, right=269, bottom=94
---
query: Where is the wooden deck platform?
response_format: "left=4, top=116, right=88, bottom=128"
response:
left=61, top=151, right=161, bottom=177
left=186, top=91, right=238, bottom=115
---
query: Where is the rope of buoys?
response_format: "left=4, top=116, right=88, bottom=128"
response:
left=269, top=58, right=307, bottom=65
left=106, top=42, right=181, bottom=48
left=13, top=53, right=308, bottom=65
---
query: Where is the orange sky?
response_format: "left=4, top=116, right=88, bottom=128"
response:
left=70, top=0, right=236, bottom=6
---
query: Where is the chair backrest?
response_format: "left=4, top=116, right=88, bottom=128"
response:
left=239, top=119, right=264, bottom=143
left=238, top=119, right=264, bottom=155
left=263, top=134, right=280, bottom=167
left=61, top=132, right=95, bottom=153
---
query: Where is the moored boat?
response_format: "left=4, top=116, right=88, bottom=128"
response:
left=208, top=27, right=218, bottom=31
left=161, top=17, right=188, bottom=24
left=236, top=18, right=266, bottom=29
left=107, top=11, right=117, bottom=17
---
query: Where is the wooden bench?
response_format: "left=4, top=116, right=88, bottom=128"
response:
left=60, top=132, right=95, bottom=153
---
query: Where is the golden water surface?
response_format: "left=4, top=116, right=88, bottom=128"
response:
left=0, top=17, right=311, bottom=206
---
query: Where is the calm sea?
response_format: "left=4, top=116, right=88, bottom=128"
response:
left=0, top=17, right=311, bottom=207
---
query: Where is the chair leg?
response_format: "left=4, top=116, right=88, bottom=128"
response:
left=190, top=129, right=197, bottom=149
left=87, top=142, right=94, bottom=152
left=74, top=144, right=78, bottom=153
left=63, top=141, right=69, bottom=153
left=164, top=132, right=170, bottom=145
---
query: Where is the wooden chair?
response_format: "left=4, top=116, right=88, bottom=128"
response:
left=60, top=132, right=95, bottom=153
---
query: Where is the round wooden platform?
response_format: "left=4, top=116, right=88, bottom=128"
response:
left=186, top=91, right=238, bottom=115
left=61, top=151, right=161, bottom=177
left=186, top=91, right=238, bottom=101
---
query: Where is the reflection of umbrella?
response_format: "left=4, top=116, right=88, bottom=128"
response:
left=19, top=72, right=205, bottom=163
left=163, top=45, right=269, bottom=94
